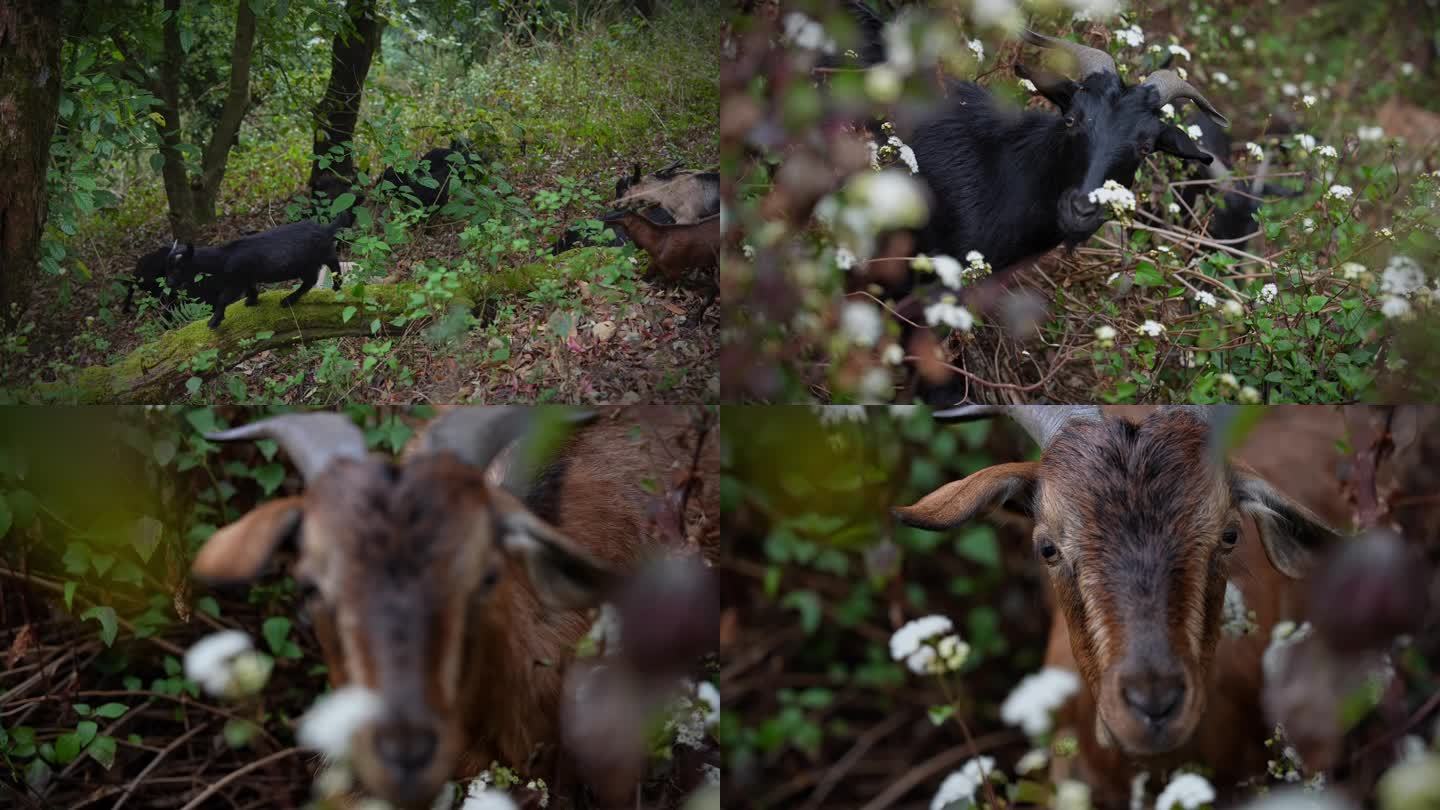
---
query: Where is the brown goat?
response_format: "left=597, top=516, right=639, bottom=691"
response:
left=614, top=170, right=720, bottom=224
left=894, top=405, right=1349, bottom=806
left=190, top=407, right=717, bottom=809
left=608, top=211, right=720, bottom=322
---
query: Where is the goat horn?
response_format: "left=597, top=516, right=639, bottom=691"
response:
left=1022, top=29, right=1117, bottom=79
left=420, top=406, right=536, bottom=470
left=1142, top=70, right=1230, bottom=128
left=207, top=413, right=369, bottom=482
left=931, top=404, right=1102, bottom=450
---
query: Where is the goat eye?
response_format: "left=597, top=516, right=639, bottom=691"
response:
left=481, top=567, right=502, bottom=590
left=1037, top=539, right=1061, bottom=563
left=1064, top=115, right=1076, bottom=128
left=1221, top=526, right=1240, bottom=549
left=1138, top=142, right=1152, bottom=156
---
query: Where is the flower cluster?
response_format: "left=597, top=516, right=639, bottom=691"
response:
left=930, top=757, right=996, bottom=810
left=1156, top=772, right=1216, bottom=810
left=1000, top=667, right=1081, bottom=737
left=1222, top=582, right=1260, bottom=636
left=183, top=631, right=273, bottom=699
left=1379, top=255, right=1432, bottom=319
left=1088, top=179, right=1137, bottom=217
left=925, top=296, right=976, bottom=332
left=890, top=615, right=970, bottom=675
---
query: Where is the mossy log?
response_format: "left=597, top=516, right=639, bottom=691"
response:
left=27, top=246, right=628, bottom=403
left=35, top=285, right=461, bottom=402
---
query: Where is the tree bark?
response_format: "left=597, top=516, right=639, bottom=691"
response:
left=0, top=0, right=63, bottom=326
left=155, top=0, right=197, bottom=240
left=193, top=0, right=257, bottom=222
left=308, top=0, right=384, bottom=193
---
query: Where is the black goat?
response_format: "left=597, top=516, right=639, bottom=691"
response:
left=165, top=212, right=353, bottom=329
left=860, top=26, right=1229, bottom=272
left=551, top=205, right=676, bottom=255
left=381, top=140, right=480, bottom=209
left=123, top=245, right=173, bottom=312
left=1170, top=111, right=1307, bottom=248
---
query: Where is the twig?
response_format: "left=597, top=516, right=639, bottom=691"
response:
left=802, top=712, right=909, bottom=810
left=857, top=730, right=1022, bottom=810
left=176, top=747, right=303, bottom=810
left=112, top=719, right=213, bottom=810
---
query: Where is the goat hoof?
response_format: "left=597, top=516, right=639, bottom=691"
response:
left=245, top=299, right=259, bottom=307
left=281, top=298, right=298, bottom=308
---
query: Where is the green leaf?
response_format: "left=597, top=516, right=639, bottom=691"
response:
left=186, top=376, right=202, bottom=395
left=1133, top=261, right=1165, bottom=287
left=152, top=439, right=177, bottom=467
left=94, top=703, right=128, bottom=719
left=73, top=703, right=92, bottom=716
left=185, top=408, right=219, bottom=436
left=955, top=526, right=1001, bottom=569
left=1, top=495, right=17, bottom=538
left=81, top=606, right=118, bottom=646
left=262, top=616, right=292, bottom=656
left=780, top=590, right=822, bottom=635
left=24, top=758, right=51, bottom=789
left=928, top=705, right=956, bottom=726
left=196, top=596, right=221, bottom=618
left=252, top=463, right=286, bottom=495
left=7, top=489, right=37, bottom=529
left=86, top=735, right=116, bottom=769
left=223, top=719, right=257, bottom=749
left=132, top=516, right=163, bottom=562
left=54, top=733, right=81, bottom=765
left=331, top=193, right=357, bottom=214
left=342, top=305, right=357, bottom=323
left=64, top=581, right=77, bottom=611
left=62, top=542, right=90, bottom=575
left=75, top=721, right=97, bottom=747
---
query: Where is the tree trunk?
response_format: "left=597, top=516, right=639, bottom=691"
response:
left=308, top=0, right=384, bottom=194
left=193, top=0, right=258, bottom=222
left=154, top=0, right=197, bottom=240
left=0, top=0, right=63, bottom=326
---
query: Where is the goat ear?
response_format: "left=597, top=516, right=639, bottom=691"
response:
left=893, top=462, right=1040, bottom=530
left=1155, top=124, right=1214, bottom=164
left=489, top=487, right=620, bottom=611
left=1014, top=63, right=1079, bottom=110
left=1233, top=467, right=1344, bottom=579
left=192, top=496, right=304, bottom=583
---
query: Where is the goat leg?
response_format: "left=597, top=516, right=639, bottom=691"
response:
left=282, top=270, right=319, bottom=307
left=245, top=284, right=260, bottom=306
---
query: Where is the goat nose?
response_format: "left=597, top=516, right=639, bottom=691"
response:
left=1120, top=674, right=1185, bottom=724
left=375, top=725, right=437, bottom=772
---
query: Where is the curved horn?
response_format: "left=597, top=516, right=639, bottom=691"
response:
left=1022, top=29, right=1117, bottom=79
left=1142, top=69, right=1230, bottom=128
left=207, top=413, right=369, bottom=482
left=930, top=404, right=1102, bottom=451
left=419, top=406, right=536, bottom=470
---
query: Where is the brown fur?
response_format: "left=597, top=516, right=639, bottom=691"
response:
left=197, top=408, right=718, bottom=809
left=611, top=212, right=720, bottom=283
left=615, top=172, right=718, bottom=224
left=896, top=406, right=1349, bottom=807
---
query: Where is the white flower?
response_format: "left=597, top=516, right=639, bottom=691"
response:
left=1156, top=773, right=1216, bottom=810
left=842, top=302, right=884, bottom=347
left=890, top=615, right=954, bottom=673
left=934, top=255, right=965, bottom=288
left=1295, top=134, right=1316, bottom=151
left=883, top=344, right=905, bottom=365
left=184, top=631, right=272, bottom=698
left=1132, top=773, right=1152, bottom=810
left=931, top=757, right=996, bottom=810
left=1177, top=67, right=1188, bottom=80
left=1138, top=319, right=1165, bottom=337
left=1263, top=621, right=1314, bottom=682
left=1258, top=282, right=1278, bottom=304
left=1116, top=25, right=1144, bottom=48
left=1382, top=255, right=1426, bottom=296
left=836, top=248, right=857, bottom=270
left=1185, top=124, right=1204, bottom=140
left=1195, top=290, right=1217, bottom=308
left=781, top=13, right=836, bottom=54
left=1000, top=667, right=1081, bottom=737
left=1095, top=324, right=1118, bottom=347
left=1020, top=78, right=1038, bottom=93
left=967, top=39, right=985, bottom=61
left=1327, top=184, right=1353, bottom=200
left=971, top=0, right=1023, bottom=30
left=1107, top=271, right=1122, bottom=285
left=1302, top=94, right=1317, bottom=108
left=1218, top=373, right=1239, bottom=389
left=1382, top=296, right=1414, bottom=319
left=1016, top=748, right=1049, bottom=775
left=1246, top=142, right=1264, bottom=160
left=1401, top=62, right=1416, bottom=77
left=1160, top=103, right=1176, bottom=120
left=1341, top=262, right=1366, bottom=280
left=1317, top=145, right=1338, bottom=160
left=1057, top=780, right=1092, bottom=810
left=1281, top=82, right=1298, bottom=97
left=1168, top=43, right=1191, bottom=60
left=866, top=65, right=903, bottom=103
left=850, top=170, right=930, bottom=231
left=1213, top=71, right=1230, bottom=85
left=814, top=405, right=868, bottom=425
left=925, top=297, right=975, bottom=331
left=1358, top=125, right=1385, bottom=142
left=1243, top=38, right=1256, bottom=52
left=1379, top=227, right=1394, bottom=239
left=1088, top=180, right=1137, bottom=215
left=463, top=783, right=519, bottom=810
left=1168, top=202, right=1182, bottom=214
left=297, top=686, right=384, bottom=760
left=899, top=145, right=920, bottom=174
left=1238, top=385, right=1261, bottom=404
left=1221, top=299, right=1245, bottom=318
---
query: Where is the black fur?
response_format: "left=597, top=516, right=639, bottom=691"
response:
left=381, top=142, right=479, bottom=209
left=165, top=212, right=354, bottom=329
left=551, top=206, right=676, bottom=255
left=123, top=245, right=173, bottom=312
